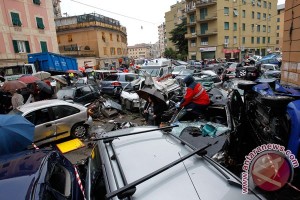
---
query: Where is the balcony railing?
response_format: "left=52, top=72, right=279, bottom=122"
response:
left=198, top=13, right=217, bottom=22
left=198, top=29, right=217, bottom=36
left=185, top=32, right=198, bottom=39
left=200, top=42, right=208, bottom=45
left=196, top=0, right=217, bottom=7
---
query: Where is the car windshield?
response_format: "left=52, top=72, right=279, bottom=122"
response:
left=173, top=66, right=186, bottom=72
left=178, top=69, right=193, bottom=76
left=57, top=89, right=75, bottom=99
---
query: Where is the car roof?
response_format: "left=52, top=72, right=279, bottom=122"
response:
left=0, top=150, right=50, bottom=199
left=17, top=99, right=85, bottom=112
left=98, top=127, right=264, bottom=200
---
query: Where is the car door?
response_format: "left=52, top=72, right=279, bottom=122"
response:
left=24, top=107, right=57, bottom=144
left=74, top=86, right=93, bottom=105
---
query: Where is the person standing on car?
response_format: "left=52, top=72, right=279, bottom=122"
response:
left=144, top=96, right=166, bottom=126
left=179, top=75, right=210, bottom=119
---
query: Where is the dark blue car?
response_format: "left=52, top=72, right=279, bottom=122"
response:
left=0, top=149, right=84, bottom=200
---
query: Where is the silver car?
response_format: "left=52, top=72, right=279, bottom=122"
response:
left=83, top=126, right=266, bottom=200
left=9, top=99, right=91, bottom=146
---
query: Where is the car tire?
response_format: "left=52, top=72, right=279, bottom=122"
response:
left=261, top=96, right=295, bottom=108
left=71, top=123, right=87, bottom=138
left=238, top=69, right=247, bottom=77
left=237, top=81, right=257, bottom=90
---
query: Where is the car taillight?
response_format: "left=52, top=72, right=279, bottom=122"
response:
left=111, top=82, right=121, bottom=86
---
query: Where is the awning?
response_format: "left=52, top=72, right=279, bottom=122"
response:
left=223, top=49, right=240, bottom=53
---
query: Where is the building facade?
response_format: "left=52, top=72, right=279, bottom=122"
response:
left=165, top=0, right=186, bottom=51
left=185, top=0, right=277, bottom=61
left=55, top=13, right=128, bottom=68
left=281, top=0, right=300, bottom=86
left=0, top=0, right=59, bottom=67
left=127, top=43, right=153, bottom=59
left=276, top=3, right=285, bottom=51
left=158, top=23, right=166, bottom=57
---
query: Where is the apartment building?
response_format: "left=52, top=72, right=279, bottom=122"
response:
left=55, top=13, right=127, bottom=68
left=0, top=0, right=59, bottom=67
left=185, top=0, right=277, bottom=61
left=158, top=23, right=166, bottom=57
left=281, top=0, right=300, bottom=86
left=127, top=43, right=153, bottom=59
left=276, top=3, right=285, bottom=51
left=165, top=0, right=186, bottom=51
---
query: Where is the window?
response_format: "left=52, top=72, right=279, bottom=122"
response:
left=257, top=25, right=260, bottom=32
left=242, top=23, right=245, bottom=31
left=268, top=26, right=271, bottom=32
left=102, top=32, right=106, bottom=42
left=277, top=18, right=280, bottom=22
left=257, top=12, right=261, bottom=19
left=257, top=37, right=260, bottom=44
left=251, top=24, right=255, bottom=31
left=68, top=34, right=72, bottom=42
left=200, top=23, right=208, bottom=34
left=263, top=1, right=267, bottom=8
left=277, top=33, right=279, bottom=37
left=11, top=12, right=22, bottom=26
left=52, top=105, right=79, bottom=120
left=26, top=108, right=50, bottom=125
left=36, top=17, right=45, bottom=29
left=268, top=14, right=271, bottom=21
left=233, top=23, right=237, bottom=31
left=257, top=0, right=261, bottom=6
left=276, top=40, right=279, bottom=44
left=33, top=0, right=41, bottom=5
left=268, top=37, right=270, bottom=43
left=268, top=2, right=271, bottom=9
left=224, top=36, right=229, bottom=44
left=242, top=0, right=246, bottom=4
left=242, top=10, right=246, bottom=18
left=40, top=41, right=48, bottom=52
left=224, top=7, right=229, bottom=16
left=224, top=22, right=229, bottom=30
left=110, top=47, right=115, bottom=55
left=233, top=9, right=238, bottom=17
left=110, top=33, right=113, bottom=41
left=190, top=27, right=196, bottom=34
left=263, top=25, right=266, bottom=32
left=242, top=37, right=246, bottom=44
left=200, top=8, right=207, bottom=19
left=233, top=36, right=237, bottom=44
left=252, top=11, right=255, bottom=19
left=252, top=0, right=255, bottom=6
left=262, top=37, right=266, bottom=44
left=117, top=48, right=122, bottom=55
left=263, top=13, right=266, bottom=20
left=47, top=164, right=72, bottom=197
left=201, top=37, right=208, bottom=45
left=12, top=40, right=30, bottom=53
left=251, top=37, right=254, bottom=44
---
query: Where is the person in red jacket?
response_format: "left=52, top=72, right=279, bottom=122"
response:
left=179, top=75, right=210, bottom=120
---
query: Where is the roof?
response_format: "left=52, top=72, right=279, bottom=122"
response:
left=99, top=126, right=264, bottom=200
left=0, top=150, right=49, bottom=199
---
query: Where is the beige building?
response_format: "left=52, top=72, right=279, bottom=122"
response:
left=276, top=3, right=285, bottom=51
left=55, top=13, right=127, bottom=68
left=281, top=0, right=300, bottom=86
left=165, top=0, right=186, bottom=51
left=185, top=0, right=277, bottom=61
left=0, top=0, right=59, bottom=67
left=127, top=43, right=153, bottom=59
left=158, top=23, right=166, bottom=57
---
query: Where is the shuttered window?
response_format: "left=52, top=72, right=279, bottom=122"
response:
left=40, top=41, right=48, bottom=52
left=36, top=17, right=45, bottom=29
left=12, top=40, right=30, bottom=53
left=11, top=12, right=22, bottom=26
left=33, top=0, right=41, bottom=5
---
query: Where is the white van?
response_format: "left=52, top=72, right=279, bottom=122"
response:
left=2, top=64, right=37, bottom=81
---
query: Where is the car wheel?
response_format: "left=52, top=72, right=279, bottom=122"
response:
left=237, top=81, right=257, bottom=90
left=239, top=69, right=247, bottom=77
left=71, top=123, right=87, bottom=138
left=261, top=96, right=295, bottom=108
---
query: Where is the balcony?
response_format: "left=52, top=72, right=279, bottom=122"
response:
left=186, top=7, right=196, bottom=13
left=185, top=32, right=198, bottom=39
left=198, top=13, right=217, bottom=22
left=198, top=29, right=217, bottom=36
left=186, top=20, right=196, bottom=26
left=196, top=0, right=217, bottom=8
left=200, top=42, right=208, bottom=45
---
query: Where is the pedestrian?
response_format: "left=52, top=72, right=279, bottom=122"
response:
left=0, top=71, right=5, bottom=82
left=11, top=89, right=24, bottom=109
left=65, top=73, right=71, bottom=86
left=179, top=75, right=210, bottom=120
left=143, top=96, right=166, bottom=126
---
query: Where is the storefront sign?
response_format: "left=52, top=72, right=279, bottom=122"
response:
left=199, top=47, right=216, bottom=52
left=223, top=49, right=240, bottom=53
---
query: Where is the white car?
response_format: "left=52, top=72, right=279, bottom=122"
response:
left=9, top=99, right=92, bottom=146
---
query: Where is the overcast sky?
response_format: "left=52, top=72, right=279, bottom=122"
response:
left=60, top=0, right=286, bottom=46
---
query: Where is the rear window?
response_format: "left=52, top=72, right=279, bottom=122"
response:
left=57, top=89, right=75, bottom=99
left=125, top=74, right=138, bottom=82
left=104, top=74, right=118, bottom=81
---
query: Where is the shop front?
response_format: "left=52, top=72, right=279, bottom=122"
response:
left=200, top=47, right=216, bottom=60
left=223, top=49, right=240, bottom=62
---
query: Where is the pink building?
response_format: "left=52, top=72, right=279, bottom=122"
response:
left=0, top=0, right=59, bottom=67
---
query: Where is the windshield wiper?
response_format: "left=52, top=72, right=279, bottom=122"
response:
left=105, top=141, right=216, bottom=199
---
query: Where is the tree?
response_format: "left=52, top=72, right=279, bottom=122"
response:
left=169, top=19, right=188, bottom=60
left=164, top=48, right=177, bottom=59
